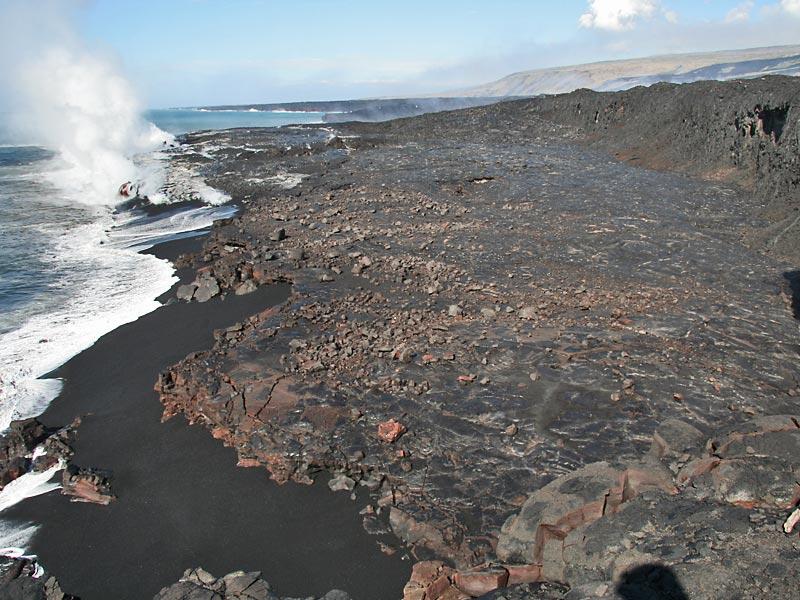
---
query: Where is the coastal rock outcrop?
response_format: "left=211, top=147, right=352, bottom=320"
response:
left=0, top=419, right=50, bottom=488
left=60, top=465, right=115, bottom=505
left=0, top=556, right=77, bottom=600
left=0, top=418, right=79, bottom=491
left=154, top=568, right=351, bottom=600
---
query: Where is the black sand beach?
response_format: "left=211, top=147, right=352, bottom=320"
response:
left=3, top=235, right=410, bottom=599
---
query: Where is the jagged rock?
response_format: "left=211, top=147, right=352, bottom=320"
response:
left=235, top=280, right=258, bottom=296
left=497, top=461, right=676, bottom=581
left=176, top=283, right=198, bottom=301
left=0, top=419, right=48, bottom=489
left=561, top=492, right=798, bottom=598
left=649, top=418, right=705, bottom=461
left=402, top=561, right=463, bottom=600
left=0, top=418, right=79, bottom=490
left=194, top=277, right=220, bottom=303
left=154, top=568, right=350, bottom=600
left=453, top=568, right=509, bottom=596
left=0, top=556, right=77, bottom=600
left=680, top=415, right=800, bottom=509
left=377, top=419, right=406, bottom=443
left=285, top=248, right=306, bottom=261
left=61, top=465, right=115, bottom=505
left=328, top=474, right=356, bottom=493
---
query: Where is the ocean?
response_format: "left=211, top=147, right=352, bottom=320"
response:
left=145, top=108, right=324, bottom=134
left=0, top=108, right=322, bottom=485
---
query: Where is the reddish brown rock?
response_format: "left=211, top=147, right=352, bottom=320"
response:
left=453, top=568, right=509, bottom=596
left=402, top=561, right=466, bottom=600
left=378, top=419, right=407, bottom=443
left=61, top=466, right=115, bottom=506
left=505, top=564, right=544, bottom=585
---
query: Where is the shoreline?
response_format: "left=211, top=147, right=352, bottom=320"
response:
left=1, top=226, right=410, bottom=599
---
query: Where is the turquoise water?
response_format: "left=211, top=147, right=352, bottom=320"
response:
left=146, top=108, right=325, bottom=135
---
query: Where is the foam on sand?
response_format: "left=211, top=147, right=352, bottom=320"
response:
left=0, top=463, right=63, bottom=514
left=0, top=209, right=178, bottom=432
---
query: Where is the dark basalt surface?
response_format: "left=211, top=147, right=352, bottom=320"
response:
left=153, top=77, right=800, bottom=597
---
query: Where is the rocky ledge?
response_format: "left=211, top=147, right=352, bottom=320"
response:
left=155, top=568, right=351, bottom=600
left=153, top=76, right=800, bottom=598
left=0, top=555, right=76, bottom=600
left=0, top=562, right=351, bottom=600
left=0, top=417, right=115, bottom=506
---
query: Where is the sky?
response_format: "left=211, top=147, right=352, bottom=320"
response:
left=16, top=0, right=800, bottom=106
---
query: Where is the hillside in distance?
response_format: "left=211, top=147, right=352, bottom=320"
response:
left=451, top=45, right=800, bottom=97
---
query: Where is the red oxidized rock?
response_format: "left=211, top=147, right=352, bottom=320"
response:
left=61, top=465, right=115, bottom=506
left=453, top=568, right=510, bottom=596
left=378, top=419, right=407, bottom=443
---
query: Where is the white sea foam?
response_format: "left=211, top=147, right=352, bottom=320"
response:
left=109, top=205, right=237, bottom=251
left=0, top=524, right=40, bottom=556
left=0, top=463, right=63, bottom=513
left=0, top=209, right=178, bottom=432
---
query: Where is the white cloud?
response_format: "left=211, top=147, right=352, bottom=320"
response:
left=781, top=0, right=800, bottom=16
left=725, top=1, right=754, bottom=23
left=663, top=9, right=678, bottom=24
left=579, top=0, right=659, bottom=31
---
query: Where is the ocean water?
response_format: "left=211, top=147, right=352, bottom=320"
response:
left=146, top=108, right=325, bottom=135
left=0, top=110, right=317, bottom=527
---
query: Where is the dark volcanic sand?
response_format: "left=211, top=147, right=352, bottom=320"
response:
left=3, top=259, right=409, bottom=599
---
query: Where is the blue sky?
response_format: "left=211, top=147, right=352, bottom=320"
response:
left=56, top=0, right=800, bottom=106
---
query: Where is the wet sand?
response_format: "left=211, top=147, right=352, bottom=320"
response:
left=3, top=238, right=409, bottom=599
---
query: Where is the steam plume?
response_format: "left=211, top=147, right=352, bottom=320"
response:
left=0, top=0, right=170, bottom=204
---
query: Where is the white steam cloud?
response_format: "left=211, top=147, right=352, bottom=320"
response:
left=781, top=0, right=800, bottom=17
left=579, top=0, right=658, bottom=31
left=0, top=0, right=171, bottom=205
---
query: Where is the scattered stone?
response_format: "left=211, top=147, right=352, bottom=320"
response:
left=453, top=568, right=509, bottom=596
left=650, top=418, right=705, bottom=460
left=235, top=280, right=258, bottom=296
left=286, top=248, right=306, bottom=261
left=328, top=474, right=356, bottom=493
left=378, top=420, right=407, bottom=443
left=448, top=304, right=464, bottom=317
left=176, top=283, right=197, bottom=301
left=154, top=567, right=352, bottom=600
left=193, top=277, right=220, bottom=303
